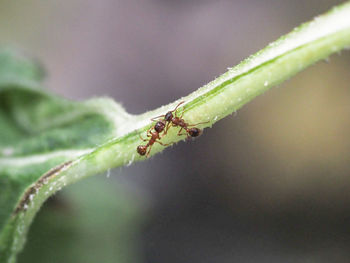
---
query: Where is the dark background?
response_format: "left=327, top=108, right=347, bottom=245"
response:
left=2, top=0, right=350, bottom=262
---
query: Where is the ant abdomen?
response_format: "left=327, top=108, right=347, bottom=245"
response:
left=188, top=127, right=201, bottom=137
left=137, top=145, right=147, bottom=156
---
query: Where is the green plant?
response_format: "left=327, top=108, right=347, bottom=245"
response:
left=1, top=2, right=350, bottom=262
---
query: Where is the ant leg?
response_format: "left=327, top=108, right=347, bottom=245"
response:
left=175, top=103, right=186, bottom=118
left=179, top=109, right=185, bottom=119
left=151, top=114, right=165, bottom=122
left=173, top=101, right=185, bottom=112
left=140, top=127, right=152, bottom=141
left=164, top=122, right=175, bottom=134
left=178, top=127, right=192, bottom=139
left=177, top=102, right=187, bottom=119
left=146, top=126, right=154, bottom=137
left=146, top=144, right=153, bottom=158
left=173, top=101, right=185, bottom=117
left=177, top=131, right=191, bottom=140
left=139, top=134, right=148, bottom=142
left=164, top=122, right=171, bottom=134
left=177, top=127, right=189, bottom=137
left=187, top=120, right=210, bottom=127
left=156, top=140, right=172, bottom=147
left=140, top=126, right=153, bottom=141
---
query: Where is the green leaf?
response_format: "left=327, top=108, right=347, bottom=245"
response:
left=1, top=1, right=350, bottom=262
left=0, top=50, right=133, bottom=262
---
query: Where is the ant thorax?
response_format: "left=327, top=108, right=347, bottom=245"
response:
left=151, top=131, right=160, bottom=140
left=188, top=128, right=201, bottom=137
left=175, top=118, right=185, bottom=127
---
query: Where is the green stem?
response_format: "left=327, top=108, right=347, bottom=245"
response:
left=2, top=2, right=350, bottom=262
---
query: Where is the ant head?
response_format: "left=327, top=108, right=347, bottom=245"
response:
left=154, top=121, right=166, bottom=133
left=137, top=145, right=147, bottom=156
left=164, top=111, right=173, bottom=121
left=188, top=128, right=201, bottom=137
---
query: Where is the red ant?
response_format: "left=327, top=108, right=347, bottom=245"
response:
left=137, top=101, right=208, bottom=157
left=136, top=121, right=169, bottom=157
left=151, top=101, right=208, bottom=139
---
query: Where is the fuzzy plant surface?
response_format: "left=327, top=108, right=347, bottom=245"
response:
left=1, top=2, right=350, bottom=262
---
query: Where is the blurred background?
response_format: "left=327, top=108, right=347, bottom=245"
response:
left=1, top=0, right=350, bottom=262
